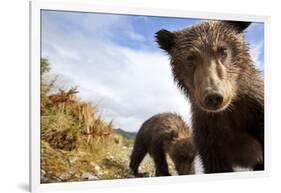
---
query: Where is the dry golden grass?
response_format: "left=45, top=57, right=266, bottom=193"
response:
left=40, top=71, right=138, bottom=182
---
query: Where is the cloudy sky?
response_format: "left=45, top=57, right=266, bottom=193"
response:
left=41, top=10, right=264, bottom=132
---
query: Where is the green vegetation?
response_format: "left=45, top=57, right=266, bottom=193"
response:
left=115, top=128, right=137, bottom=140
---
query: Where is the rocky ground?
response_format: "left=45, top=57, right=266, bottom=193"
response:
left=40, top=136, right=182, bottom=183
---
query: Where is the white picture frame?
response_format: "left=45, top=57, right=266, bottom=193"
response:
left=30, top=0, right=271, bottom=192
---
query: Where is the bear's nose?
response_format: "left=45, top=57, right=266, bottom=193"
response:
left=203, top=89, right=224, bottom=109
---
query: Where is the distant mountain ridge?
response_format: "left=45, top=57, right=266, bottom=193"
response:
left=114, top=128, right=137, bottom=139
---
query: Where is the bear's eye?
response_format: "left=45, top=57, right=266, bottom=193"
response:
left=186, top=55, right=196, bottom=66
left=217, top=46, right=228, bottom=59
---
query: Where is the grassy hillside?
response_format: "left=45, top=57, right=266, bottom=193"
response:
left=114, top=128, right=137, bottom=140
left=40, top=58, right=159, bottom=183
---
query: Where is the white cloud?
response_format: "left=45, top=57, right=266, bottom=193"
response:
left=42, top=12, right=191, bottom=132
left=124, top=30, right=145, bottom=42
left=249, top=41, right=264, bottom=72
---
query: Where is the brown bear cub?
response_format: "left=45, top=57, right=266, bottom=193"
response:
left=129, top=113, right=195, bottom=177
left=156, top=21, right=264, bottom=173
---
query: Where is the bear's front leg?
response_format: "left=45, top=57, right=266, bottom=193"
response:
left=200, top=146, right=233, bottom=174
left=151, top=149, right=170, bottom=176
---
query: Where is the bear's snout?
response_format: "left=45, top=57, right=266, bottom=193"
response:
left=203, top=89, right=224, bottom=109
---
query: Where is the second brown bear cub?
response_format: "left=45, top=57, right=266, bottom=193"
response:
left=130, top=113, right=195, bottom=177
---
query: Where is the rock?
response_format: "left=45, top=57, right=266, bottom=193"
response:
left=41, top=169, right=46, bottom=175
left=59, top=172, right=72, bottom=181
left=81, top=172, right=99, bottom=180
left=90, top=161, right=100, bottom=170
left=105, top=154, right=114, bottom=161
left=68, top=156, right=78, bottom=165
left=90, top=161, right=103, bottom=175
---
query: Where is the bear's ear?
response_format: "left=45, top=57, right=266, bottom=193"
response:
left=155, top=29, right=175, bottom=53
left=224, top=21, right=251, bottom=32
